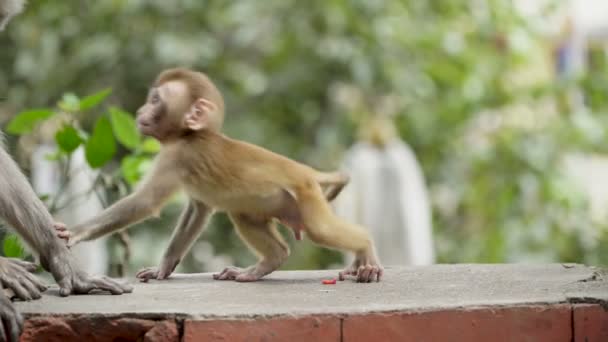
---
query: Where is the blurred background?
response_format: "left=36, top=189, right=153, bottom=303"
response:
left=0, top=0, right=607, bottom=277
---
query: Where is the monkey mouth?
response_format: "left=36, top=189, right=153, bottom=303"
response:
left=137, top=121, right=151, bottom=129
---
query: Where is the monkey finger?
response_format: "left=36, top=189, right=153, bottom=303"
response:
left=213, top=267, right=240, bottom=280
left=136, top=269, right=158, bottom=283
left=356, top=266, right=367, bottom=283
left=20, top=271, right=47, bottom=294
left=7, top=259, right=37, bottom=273
left=357, top=265, right=378, bottom=283
left=135, top=267, right=157, bottom=279
left=56, top=231, right=71, bottom=240
left=376, top=269, right=382, bottom=282
left=4, top=281, right=31, bottom=301
left=90, top=277, right=127, bottom=295
left=18, top=279, right=41, bottom=300
left=53, top=222, right=67, bottom=231
left=24, top=273, right=47, bottom=292
left=338, top=269, right=355, bottom=281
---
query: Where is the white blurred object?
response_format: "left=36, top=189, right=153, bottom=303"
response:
left=333, top=118, right=434, bottom=266
left=31, top=145, right=109, bottom=274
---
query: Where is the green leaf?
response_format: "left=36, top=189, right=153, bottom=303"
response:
left=85, top=116, right=116, bottom=168
left=55, top=125, right=83, bottom=153
left=109, top=107, right=140, bottom=150
left=141, top=138, right=161, bottom=153
left=121, top=155, right=146, bottom=185
left=79, top=88, right=112, bottom=111
left=58, top=93, right=80, bottom=112
left=6, top=109, right=55, bottom=134
left=3, top=234, right=24, bottom=258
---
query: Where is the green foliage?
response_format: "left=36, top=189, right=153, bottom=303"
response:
left=85, top=116, right=117, bottom=168
left=3, top=234, right=24, bottom=259
left=121, top=155, right=148, bottom=186
left=6, top=110, right=54, bottom=134
left=141, top=138, right=161, bottom=153
left=109, top=107, right=140, bottom=150
left=55, top=125, right=83, bottom=153
left=80, top=88, right=112, bottom=111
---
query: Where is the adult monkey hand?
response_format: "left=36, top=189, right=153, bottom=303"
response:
left=0, top=258, right=46, bottom=301
left=0, top=258, right=44, bottom=342
left=40, top=234, right=132, bottom=296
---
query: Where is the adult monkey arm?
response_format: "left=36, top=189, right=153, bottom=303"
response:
left=0, top=2, right=127, bottom=341
left=0, top=143, right=133, bottom=295
left=0, top=138, right=132, bottom=342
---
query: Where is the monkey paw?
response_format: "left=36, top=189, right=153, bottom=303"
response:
left=135, top=266, right=173, bottom=283
left=136, top=257, right=180, bottom=283
left=339, top=262, right=383, bottom=283
left=0, top=257, right=47, bottom=301
left=54, top=223, right=71, bottom=242
left=136, top=267, right=160, bottom=282
left=212, top=266, right=263, bottom=282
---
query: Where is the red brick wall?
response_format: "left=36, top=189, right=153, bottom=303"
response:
left=20, top=304, right=608, bottom=342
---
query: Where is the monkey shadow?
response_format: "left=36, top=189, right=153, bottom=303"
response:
left=42, top=288, right=126, bottom=297
left=143, top=273, right=334, bottom=286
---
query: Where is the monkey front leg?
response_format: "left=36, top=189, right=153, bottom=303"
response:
left=56, top=158, right=180, bottom=247
left=137, top=200, right=212, bottom=282
left=60, top=192, right=158, bottom=247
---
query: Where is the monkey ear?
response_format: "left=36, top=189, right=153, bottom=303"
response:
left=184, top=98, right=217, bottom=131
left=184, top=108, right=207, bottom=131
left=195, top=98, right=218, bottom=113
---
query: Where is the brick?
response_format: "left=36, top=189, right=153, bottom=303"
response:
left=144, top=320, right=179, bottom=342
left=184, top=316, right=340, bottom=342
left=20, top=316, right=77, bottom=342
left=20, top=316, right=174, bottom=342
left=574, top=304, right=608, bottom=342
left=343, top=305, right=572, bottom=342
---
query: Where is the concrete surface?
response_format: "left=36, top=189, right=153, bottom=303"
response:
left=15, top=264, right=607, bottom=319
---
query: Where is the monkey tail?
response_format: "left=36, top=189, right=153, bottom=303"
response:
left=314, top=170, right=350, bottom=202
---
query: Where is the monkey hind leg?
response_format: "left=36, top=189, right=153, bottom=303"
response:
left=214, top=214, right=289, bottom=282
left=295, top=181, right=383, bottom=282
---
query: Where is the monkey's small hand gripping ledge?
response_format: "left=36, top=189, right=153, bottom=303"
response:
left=13, top=265, right=608, bottom=342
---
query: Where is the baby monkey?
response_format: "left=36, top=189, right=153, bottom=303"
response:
left=57, top=68, right=383, bottom=283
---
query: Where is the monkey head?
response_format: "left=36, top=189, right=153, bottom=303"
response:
left=136, top=68, right=225, bottom=142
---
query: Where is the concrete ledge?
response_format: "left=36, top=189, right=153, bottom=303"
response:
left=14, top=264, right=608, bottom=341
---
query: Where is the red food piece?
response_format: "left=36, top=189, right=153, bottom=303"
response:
left=322, top=278, right=337, bottom=285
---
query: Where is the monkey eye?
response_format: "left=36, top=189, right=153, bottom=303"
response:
left=150, top=94, right=160, bottom=104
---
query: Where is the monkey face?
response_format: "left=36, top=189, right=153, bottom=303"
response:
left=136, top=81, right=190, bottom=141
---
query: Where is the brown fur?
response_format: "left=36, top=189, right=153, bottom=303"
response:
left=63, top=68, right=381, bottom=283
